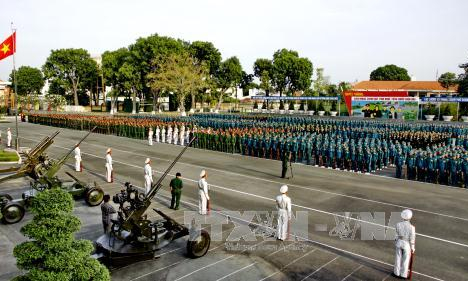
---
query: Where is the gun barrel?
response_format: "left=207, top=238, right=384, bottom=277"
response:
left=28, top=131, right=60, bottom=157
left=146, top=137, right=196, bottom=200
left=44, top=127, right=96, bottom=178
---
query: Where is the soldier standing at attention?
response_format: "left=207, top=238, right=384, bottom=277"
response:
left=74, top=144, right=82, bottom=172
left=198, top=170, right=210, bottom=215
left=7, top=128, right=12, bottom=148
left=281, top=149, right=291, bottom=179
left=276, top=185, right=292, bottom=241
left=155, top=126, right=160, bottom=143
left=148, top=127, right=154, bottom=146
left=144, top=158, right=153, bottom=195
left=170, top=172, right=183, bottom=210
left=393, top=209, right=415, bottom=279
left=105, top=148, right=113, bottom=183
left=101, top=194, right=116, bottom=234
left=161, top=126, right=166, bottom=143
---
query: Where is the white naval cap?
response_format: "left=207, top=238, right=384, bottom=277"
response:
left=145, top=158, right=151, bottom=164
left=106, top=148, right=111, bottom=153
left=280, top=185, right=288, bottom=194
left=401, top=209, right=413, bottom=220
left=200, top=170, right=206, bottom=178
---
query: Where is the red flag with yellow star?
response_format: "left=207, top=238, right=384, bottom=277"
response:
left=0, top=32, right=16, bottom=61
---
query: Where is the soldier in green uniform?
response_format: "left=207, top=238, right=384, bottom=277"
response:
left=170, top=172, right=184, bottom=210
left=281, top=148, right=291, bottom=179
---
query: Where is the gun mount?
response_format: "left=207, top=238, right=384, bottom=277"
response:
left=0, top=127, right=104, bottom=224
left=94, top=138, right=211, bottom=268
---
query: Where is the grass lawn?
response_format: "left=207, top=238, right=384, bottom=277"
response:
left=0, top=150, right=19, bottom=162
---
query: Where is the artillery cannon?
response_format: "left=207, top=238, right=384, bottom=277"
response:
left=0, top=128, right=104, bottom=224
left=94, top=138, right=211, bottom=268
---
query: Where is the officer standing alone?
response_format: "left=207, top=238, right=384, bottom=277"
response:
left=105, top=148, right=113, bottom=183
left=198, top=170, right=210, bottom=215
left=144, top=158, right=153, bottom=195
left=74, top=144, right=82, bottom=172
left=276, top=185, right=292, bottom=241
left=169, top=172, right=183, bottom=210
left=394, top=209, right=416, bottom=279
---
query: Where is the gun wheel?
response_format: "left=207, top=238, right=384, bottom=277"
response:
left=85, top=187, right=104, bottom=206
left=2, top=202, right=25, bottom=224
left=187, top=229, right=210, bottom=258
left=0, top=194, right=13, bottom=201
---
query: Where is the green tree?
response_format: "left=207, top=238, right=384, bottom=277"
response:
left=188, top=41, right=221, bottom=110
left=9, top=66, right=44, bottom=96
left=370, top=64, right=411, bottom=81
left=42, top=49, right=98, bottom=106
left=213, top=56, right=243, bottom=110
left=438, top=72, right=458, bottom=91
left=254, top=58, right=274, bottom=97
left=129, top=34, right=187, bottom=112
left=147, top=52, right=208, bottom=113
left=102, top=48, right=140, bottom=114
left=239, top=71, right=256, bottom=96
left=271, top=49, right=313, bottom=96
left=9, top=66, right=44, bottom=111
left=189, top=41, right=221, bottom=76
left=13, top=189, right=109, bottom=281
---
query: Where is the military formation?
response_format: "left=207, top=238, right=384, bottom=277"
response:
left=28, top=113, right=468, bottom=188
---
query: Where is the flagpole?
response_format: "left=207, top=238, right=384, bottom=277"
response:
left=10, top=22, right=19, bottom=150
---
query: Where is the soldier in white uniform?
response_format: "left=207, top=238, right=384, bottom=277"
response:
left=148, top=128, right=153, bottom=146
left=173, top=126, right=179, bottom=145
left=105, top=148, right=113, bottom=183
left=276, top=185, right=292, bottom=241
left=161, top=126, right=166, bottom=143
left=7, top=128, right=12, bottom=148
left=198, top=170, right=210, bottom=215
left=179, top=126, right=185, bottom=146
left=74, top=145, right=82, bottom=172
left=394, top=209, right=416, bottom=279
left=167, top=126, right=172, bottom=144
left=155, top=126, right=160, bottom=143
left=185, top=128, right=191, bottom=144
left=144, top=158, right=153, bottom=195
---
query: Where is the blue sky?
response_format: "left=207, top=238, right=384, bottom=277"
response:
left=1, top=0, right=467, bottom=83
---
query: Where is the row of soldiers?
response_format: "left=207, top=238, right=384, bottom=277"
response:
left=394, top=143, right=468, bottom=188
left=28, top=113, right=468, bottom=187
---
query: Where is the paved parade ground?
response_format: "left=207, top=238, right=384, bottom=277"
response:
left=1, top=120, right=467, bottom=281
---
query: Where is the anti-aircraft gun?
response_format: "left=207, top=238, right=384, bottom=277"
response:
left=94, top=138, right=211, bottom=268
left=0, top=127, right=104, bottom=224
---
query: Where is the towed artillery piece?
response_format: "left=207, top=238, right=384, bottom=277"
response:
left=0, top=127, right=104, bottom=224
left=94, top=138, right=211, bottom=268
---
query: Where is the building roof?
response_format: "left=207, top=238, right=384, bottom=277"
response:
left=352, top=81, right=458, bottom=92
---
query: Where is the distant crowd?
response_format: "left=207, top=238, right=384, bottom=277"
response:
left=28, top=113, right=468, bottom=188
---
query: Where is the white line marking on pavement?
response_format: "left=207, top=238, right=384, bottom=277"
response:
left=215, top=262, right=258, bottom=281
left=258, top=249, right=318, bottom=281
left=28, top=130, right=468, bottom=222
left=342, top=265, right=363, bottom=281
left=300, top=256, right=340, bottom=281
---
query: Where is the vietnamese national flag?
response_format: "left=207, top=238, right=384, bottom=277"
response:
left=0, top=32, right=16, bottom=61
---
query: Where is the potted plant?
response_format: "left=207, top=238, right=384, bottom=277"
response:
left=330, top=101, right=338, bottom=116
left=424, top=103, right=437, bottom=121
left=307, top=99, right=314, bottom=115
left=441, top=104, right=453, bottom=121
left=279, top=100, right=285, bottom=113
left=318, top=102, right=325, bottom=116
left=299, top=100, right=305, bottom=112
left=289, top=100, right=295, bottom=111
